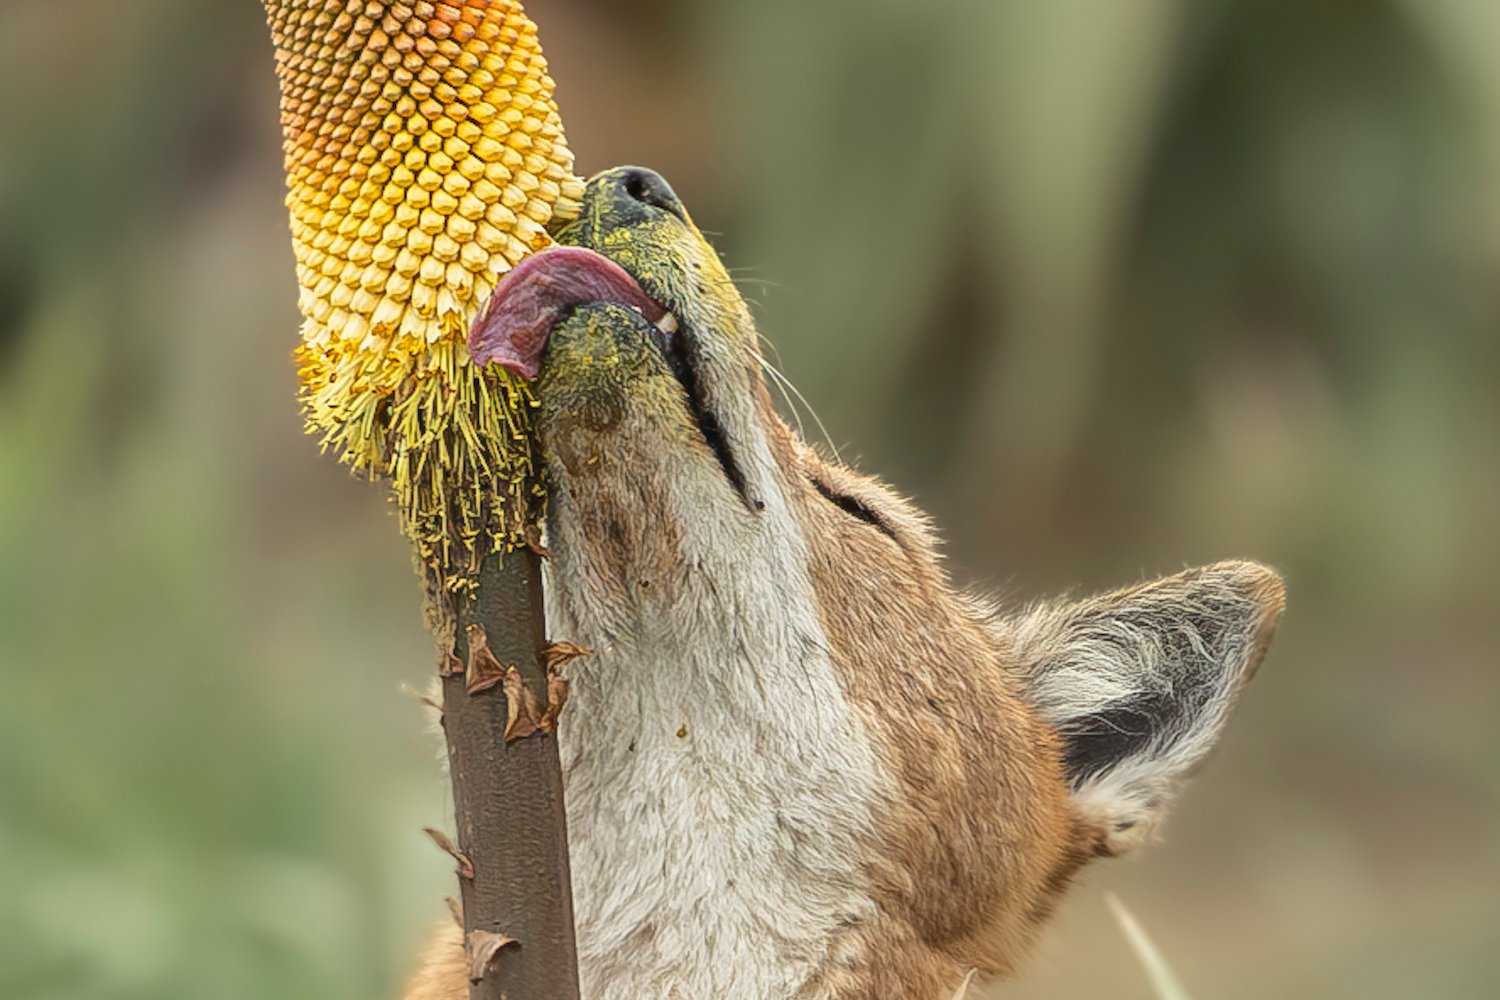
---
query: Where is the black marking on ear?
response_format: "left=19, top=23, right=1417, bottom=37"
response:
left=1055, top=599, right=1239, bottom=787
left=1061, top=692, right=1178, bottom=786
left=810, top=476, right=893, bottom=538
left=1015, top=560, right=1283, bottom=853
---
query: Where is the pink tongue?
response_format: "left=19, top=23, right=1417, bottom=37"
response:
left=468, top=246, right=667, bottom=379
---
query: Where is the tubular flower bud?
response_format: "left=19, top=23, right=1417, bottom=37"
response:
left=263, top=0, right=584, bottom=581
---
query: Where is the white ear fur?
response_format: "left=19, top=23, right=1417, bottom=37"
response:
left=1009, top=561, right=1284, bottom=854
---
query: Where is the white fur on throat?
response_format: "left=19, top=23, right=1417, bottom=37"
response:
left=544, top=435, right=888, bottom=999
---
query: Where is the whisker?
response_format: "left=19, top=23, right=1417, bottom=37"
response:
left=705, top=268, right=842, bottom=460
left=759, top=355, right=807, bottom=442
left=757, top=354, right=842, bottom=463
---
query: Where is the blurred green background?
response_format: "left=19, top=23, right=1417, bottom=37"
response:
left=2, top=1, right=1497, bottom=997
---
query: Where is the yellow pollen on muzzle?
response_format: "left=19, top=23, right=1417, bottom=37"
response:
left=263, top=0, right=585, bottom=582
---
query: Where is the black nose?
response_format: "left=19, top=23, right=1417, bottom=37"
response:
left=595, top=166, right=687, bottom=222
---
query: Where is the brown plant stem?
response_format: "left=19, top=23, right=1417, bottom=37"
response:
left=441, top=548, right=580, bottom=1000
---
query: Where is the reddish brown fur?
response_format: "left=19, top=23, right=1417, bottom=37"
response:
left=401, top=170, right=1284, bottom=1000
left=739, top=385, right=1097, bottom=994
left=403, top=924, right=465, bottom=1000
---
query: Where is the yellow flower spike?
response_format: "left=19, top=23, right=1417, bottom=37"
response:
left=263, top=0, right=585, bottom=586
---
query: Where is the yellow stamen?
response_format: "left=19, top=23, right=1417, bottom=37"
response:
left=264, top=0, right=584, bottom=585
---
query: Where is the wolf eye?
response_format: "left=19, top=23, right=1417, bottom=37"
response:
left=810, top=476, right=891, bottom=537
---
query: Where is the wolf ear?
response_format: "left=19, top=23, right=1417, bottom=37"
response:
left=1011, top=561, right=1285, bottom=854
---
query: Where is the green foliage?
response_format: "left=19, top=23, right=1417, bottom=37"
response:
left=1107, top=894, right=1194, bottom=1000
